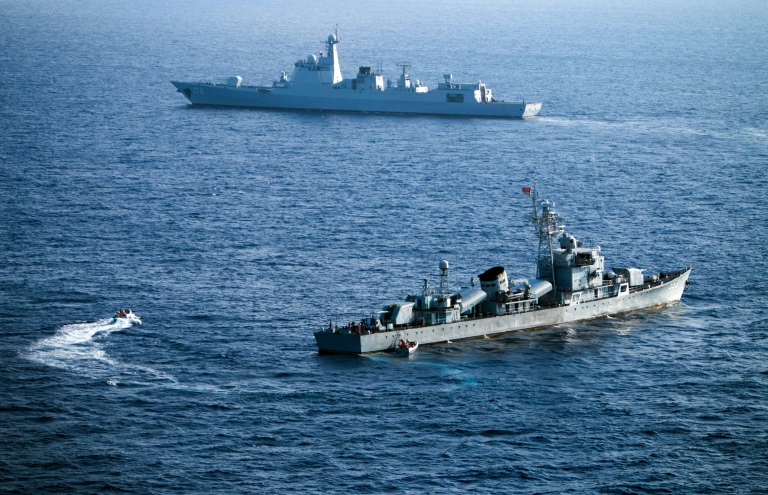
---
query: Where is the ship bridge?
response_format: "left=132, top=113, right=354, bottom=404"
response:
left=551, top=233, right=605, bottom=292
left=289, top=33, right=343, bottom=87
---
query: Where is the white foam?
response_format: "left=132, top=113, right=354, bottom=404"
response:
left=24, top=315, right=147, bottom=377
left=23, top=314, right=198, bottom=390
left=26, top=318, right=130, bottom=366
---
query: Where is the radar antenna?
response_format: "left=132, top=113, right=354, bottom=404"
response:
left=438, top=260, right=450, bottom=297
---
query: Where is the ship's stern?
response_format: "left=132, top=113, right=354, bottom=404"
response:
left=522, top=101, right=542, bottom=117
left=314, top=331, right=363, bottom=354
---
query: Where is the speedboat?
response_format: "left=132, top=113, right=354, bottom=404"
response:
left=112, top=309, right=141, bottom=324
left=395, top=339, right=418, bottom=356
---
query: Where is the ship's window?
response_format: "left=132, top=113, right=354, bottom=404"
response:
left=446, top=93, right=464, bottom=103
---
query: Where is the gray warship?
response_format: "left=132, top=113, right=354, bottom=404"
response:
left=172, top=32, right=541, bottom=118
left=315, top=186, right=690, bottom=354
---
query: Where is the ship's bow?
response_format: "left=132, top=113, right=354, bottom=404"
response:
left=171, top=81, right=193, bottom=102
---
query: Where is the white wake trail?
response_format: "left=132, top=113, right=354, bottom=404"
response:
left=22, top=313, right=178, bottom=388
left=26, top=317, right=135, bottom=370
left=24, top=313, right=222, bottom=390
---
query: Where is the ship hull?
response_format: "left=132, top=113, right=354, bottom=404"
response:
left=171, top=81, right=541, bottom=118
left=315, top=268, right=690, bottom=354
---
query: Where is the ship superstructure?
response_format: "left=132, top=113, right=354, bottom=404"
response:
left=172, top=33, right=541, bottom=118
left=315, top=186, right=690, bottom=354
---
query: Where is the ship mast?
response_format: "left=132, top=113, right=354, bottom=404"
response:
left=324, top=27, right=342, bottom=84
left=396, top=63, right=411, bottom=89
left=438, top=260, right=450, bottom=297
left=528, top=185, right=564, bottom=296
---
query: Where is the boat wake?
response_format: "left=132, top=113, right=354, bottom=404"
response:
left=24, top=313, right=175, bottom=386
left=27, top=317, right=135, bottom=367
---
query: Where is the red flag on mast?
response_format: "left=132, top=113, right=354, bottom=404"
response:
left=522, top=187, right=531, bottom=195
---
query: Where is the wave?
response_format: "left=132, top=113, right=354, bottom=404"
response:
left=26, top=317, right=134, bottom=369
left=23, top=315, right=176, bottom=386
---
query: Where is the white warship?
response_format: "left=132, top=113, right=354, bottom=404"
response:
left=172, top=32, right=541, bottom=118
left=315, top=186, right=691, bottom=354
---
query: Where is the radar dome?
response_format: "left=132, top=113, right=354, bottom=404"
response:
left=307, top=54, right=317, bottom=64
left=439, top=260, right=450, bottom=271
left=328, top=34, right=337, bottom=44
left=560, top=234, right=578, bottom=250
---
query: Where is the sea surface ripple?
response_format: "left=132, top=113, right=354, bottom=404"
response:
left=1, top=0, right=767, bottom=493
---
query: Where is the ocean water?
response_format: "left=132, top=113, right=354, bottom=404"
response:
left=2, top=0, right=767, bottom=493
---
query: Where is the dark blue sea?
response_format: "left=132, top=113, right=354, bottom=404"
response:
left=2, top=0, right=767, bottom=493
